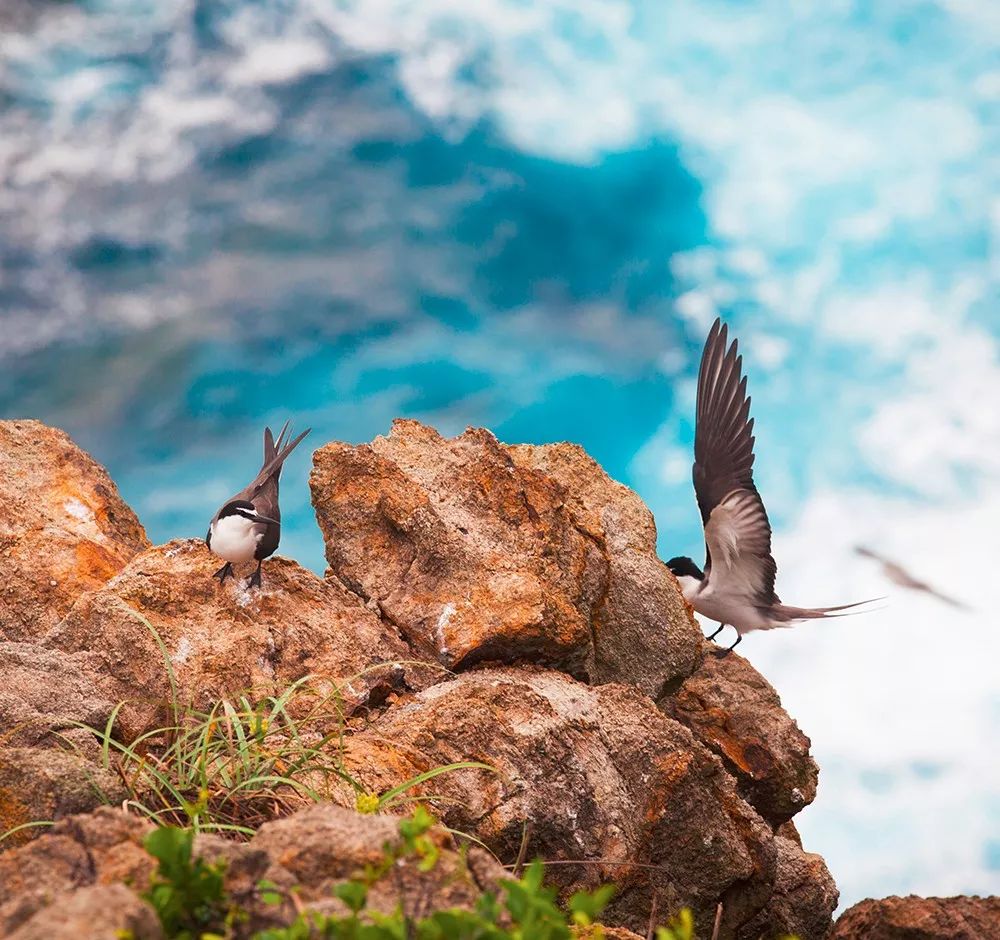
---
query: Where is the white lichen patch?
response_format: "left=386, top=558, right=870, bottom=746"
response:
left=172, top=636, right=192, bottom=666
left=63, top=497, right=94, bottom=523
left=63, top=497, right=105, bottom=541
left=435, top=602, right=456, bottom=655
left=233, top=581, right=255, bottom=608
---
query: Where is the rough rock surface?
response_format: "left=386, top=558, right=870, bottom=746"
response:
left=310, top=420, right=701, bottom=696
left=44, top=539, right=435, bottom=739
left=830, top=895, right=1000, bottom=939
left=0, top=420, right=150, bottom=640
left=204, top=803, right=506, bottom=931
left=0, top=641, right=115, bottom=753
left=8, top=885, right=163, bottom=940
left=341, top=666, right=835, bottom=938
left=736, top=835, right=838, bottom=939
left=0, top=804, right=505, bottom=939
left=660, top=644, right=818, bottom=826
left=0, top=807, right=155, bottom=934
left=508, top=442, right=699, bottom=693
left=0, top=748, right=125, bottom=850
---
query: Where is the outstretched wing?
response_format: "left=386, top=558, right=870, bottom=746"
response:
left=693, top=319, right=777, bottom=605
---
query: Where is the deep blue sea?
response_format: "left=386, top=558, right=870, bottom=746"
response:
left=1, top=0, right=997, bottom=907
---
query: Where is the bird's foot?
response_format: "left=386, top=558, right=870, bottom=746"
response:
left=247, top=563, right=263, bottom=590
left=706, top=623, right=727, bottom=642
left=214, top=562, right=234, bottom=584
left=713, top=634, right=742, bottom=658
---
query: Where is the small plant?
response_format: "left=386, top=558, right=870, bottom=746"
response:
left=142, top=826, right=234, bottom=939
left=655, top=908, right=694, bottom=940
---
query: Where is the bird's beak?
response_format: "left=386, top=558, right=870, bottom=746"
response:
left=255, top=514, right=279, bottom=527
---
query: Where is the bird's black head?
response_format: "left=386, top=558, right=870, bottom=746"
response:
left=219, top=499, right=258, bottom=520
left=666, top=556, right=705, bottom=580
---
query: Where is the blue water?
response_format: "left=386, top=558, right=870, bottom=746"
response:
left=1, top=0, right=997, bottom=908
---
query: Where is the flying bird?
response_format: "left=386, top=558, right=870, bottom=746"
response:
left=206, top=422, right=311, bottom=589
left=855, top=545, right=971, bottom=610
left=667, top=318, right=874, bottom=653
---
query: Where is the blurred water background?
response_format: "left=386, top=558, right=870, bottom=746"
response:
left=1, top=0, right=997, bottom=908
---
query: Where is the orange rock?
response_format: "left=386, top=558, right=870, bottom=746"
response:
left=0, top=420, right=149, bottom=640
left=659, top=643, right=818, bottom=826
left=831, top=895, right=1000, bottom=940
left=339, top=666, right=800, bottom=937
left=311, top=421, right=701, bottom=695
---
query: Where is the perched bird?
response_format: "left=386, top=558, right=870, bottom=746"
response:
left=855, top=545, right=971, bottom=610
left=206, top=422, right=311, bottom=588
left=667, top=318, right=874, bottom=653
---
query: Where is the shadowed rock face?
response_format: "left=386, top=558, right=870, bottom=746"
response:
left=830, top=895, right=1000, bottom=939
left=660, top=643, right=819, bottom=826
left=0, top=420, right=149, bottom=640
left=736, top=835, right=838, bottom=940
left=310, top=420, right=701, bottom=696
left=43, top=539, right=435, bottom=740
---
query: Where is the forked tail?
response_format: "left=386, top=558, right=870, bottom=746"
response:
left=769, top=597, right=884, bottom=623
left=253, top=423, right=311, bottom=492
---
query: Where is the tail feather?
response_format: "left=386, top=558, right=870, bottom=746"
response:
left=252, top=425, right=311, bottom=493
left=263, top=420, right=291, bottom=465
left=769, top=597, right=884, bottom=623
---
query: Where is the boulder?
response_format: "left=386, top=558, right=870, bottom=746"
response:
left=830, top=895, right=1000, bottom=939
left=44, top=539, right=436, bottom=740
left=659, top=644, right=818, bottom=826
left=338, top=666, right=830, bottom=938
left=310, top=421, right=701, bottom=697
left=0, top=420, right=149, bottom=641
left=508, top=442, right=700, bottom=693
left=7, top=884, right=163, bottom=940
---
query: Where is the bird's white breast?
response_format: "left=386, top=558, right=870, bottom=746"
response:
left=209, top=514, right=263, bottom=564
left=675, top=575, right=702, bottom=600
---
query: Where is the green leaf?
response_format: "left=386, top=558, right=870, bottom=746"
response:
left=333, top=880, right=369, bottom=914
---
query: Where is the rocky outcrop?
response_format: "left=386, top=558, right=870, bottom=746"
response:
left=1, top=420, right=842, bottom=940
left=310, top=420, right=701, bottom=697
left=0, top=804, right=504, bottom=938
left=7, top=885, right=164, bottom=940
left=44, top=539, right=436, bottom=739
left=659, top=643, right=818, bottom=826
left=830, top=895, right=1000, bottom=939
left=210, top=803, right=506, bottom=930
left=0, top=420, right=150, bottom=640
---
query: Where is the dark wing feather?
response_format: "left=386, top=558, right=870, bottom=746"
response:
left=692, top=318, right=777, bottom=604
left=693, top=319, right=756, bottom=521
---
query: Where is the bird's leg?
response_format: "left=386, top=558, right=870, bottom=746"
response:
left=248, top=560, right=263, bottom=590
left=717, top=634, right=742, bottom=657
left=214, top=562, right=234, bottom=583
left=706, top=623, right=727, bottom=641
